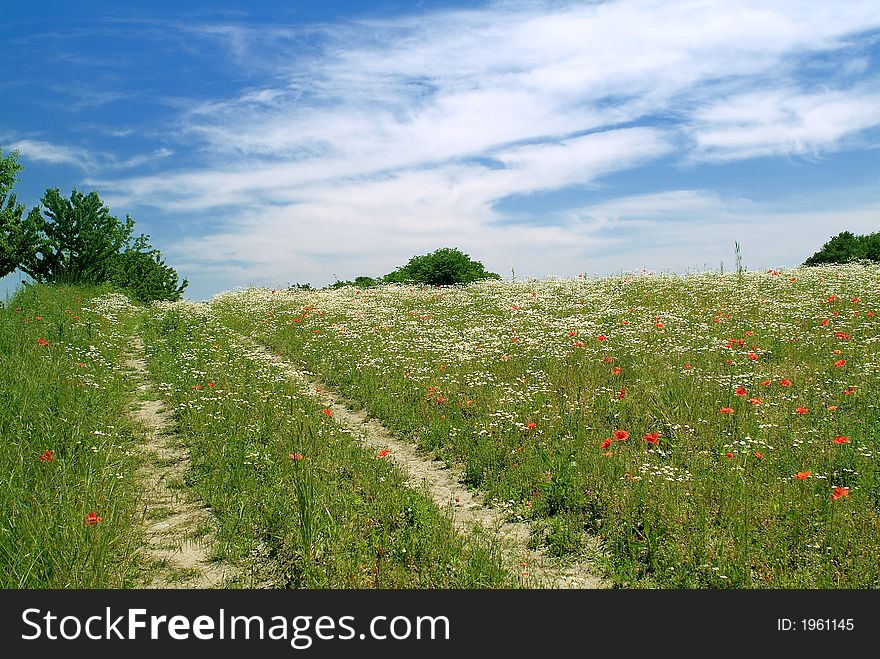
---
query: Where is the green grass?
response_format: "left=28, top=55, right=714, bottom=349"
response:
left=140, top=301, right=511, bottom=588
left=6, top=263, right=878, bottom=590
left=0, top=284, right=145, bottom=587
left=211, top=264, right=880, bottom=588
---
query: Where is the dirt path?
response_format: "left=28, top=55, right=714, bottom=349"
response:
left=125, top=336, right=230, bottom=588
left=233, top=334, right=609, bottom=589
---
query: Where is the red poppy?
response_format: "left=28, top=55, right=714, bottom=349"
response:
left=830, top=487, right=849, bottom=500
left=735, top=387, right=748, bottom=396
left=760, top=379, right=771, bottom=386
left=501, top=354, right=510, bottom=361
left=39, top=450, right=54, bottom=462
left=377, top=449, right=390, bottom=458
left=779, top=379, right=792, bottom=387
left=567, top=330, right=577, bottom=337
left=322, top=409, right=333, bottom=417
left=85, top=512, right=103, bottom=526
left=35, top=316, right=43, bottom=321
left=526, top=422, right=537, bottom=430
left=191, top=384, right=203, bottom=390
left=643, top=432, right=660, bottom=445
left=208, top=382, right=215, bottom=388
left=290, top=452, right=304, bottom=460
left=833, top=436, right=850, bottom=444
left=611, top=366, right=622, bottom=375
left=843, top=386, right=855, bottom=395
left=749, top=398, right=762, bottom=405
left=37, top=337, right=50, bottom=347
left=835, top=331, right=850, bottom=339
left=600, top=438, right=612, bottom=450
left=827, top=405, right=839, bottom=411
left=820, top=319, right=830, bottom=326
left=720, top=407, right=734, bottom=414
left=725, top=452, right=734, bottom=459
left=613, top=429, right=629, bottom=441
left=747, top=352, right=758, bottom=361
left=795, top=471, right=811, bottom=480
left=573, top=341, right=584, bottom=348
left=754, top=452, right=764, bottom=459
left=834, top=359, right=846, bottom=367
left=596, top=335, right=607, bottom=341
left=616, top=388, right=626, bottom=400
left=795, top=407, right=809, bottom=414
left=683, top=363, right=693, bottom=369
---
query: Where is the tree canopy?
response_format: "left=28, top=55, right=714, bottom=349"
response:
left=803, top=231, right=880, bottom=266
left=16, top=186, right=187, bottom=301
left=382, top=247, right=499, bottom=286
left=0, top=147, right=33, bottom=278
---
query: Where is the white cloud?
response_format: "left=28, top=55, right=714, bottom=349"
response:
left=8, top=139, right=89, bottom=167
left=689, top=87, right=880, bottom=161
left=74, top=0, right=880, bottom=296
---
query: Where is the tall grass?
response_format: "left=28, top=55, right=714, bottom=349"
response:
left=212, top=264, right=880, bottom=587
left=141, top=301, right=511, bottom=588
left=0, top=284, right=144, bottom=587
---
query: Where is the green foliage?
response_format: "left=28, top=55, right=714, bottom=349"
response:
left=0, top=147, right=32, bottom=277
left=383, top=247, right=500, bottom=286
left=20, top=187, right=186, bottom=301
left=329, top=275, right=378, bottom=290
left=22, top=188, right=135, bottom=285
left=803, top=231, right=880, bottom=266
left=110, top=234, right=189, bottom=303
left=0, top=285, right=145, bottom=586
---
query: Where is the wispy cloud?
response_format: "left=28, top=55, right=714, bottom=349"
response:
left=7, top=139, right=88, bottom=168
left=64, top=0, right=880, bottom=294
left=9, top=139, right=174, bottom=174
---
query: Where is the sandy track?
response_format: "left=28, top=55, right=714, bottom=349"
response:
left=234, top=333, right=609, bottom=589
left=125, top=336, right=230, bottom=588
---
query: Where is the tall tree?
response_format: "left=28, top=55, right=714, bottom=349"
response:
left=21, top=188, right=136, bottom=285
left=0, top=146, right=33, bottom=277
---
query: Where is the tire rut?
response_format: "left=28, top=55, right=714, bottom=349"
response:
left=233, top=333, right=610, bottom=589
left=125, top=336, right=231, bottom=588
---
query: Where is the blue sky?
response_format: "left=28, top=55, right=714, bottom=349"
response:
left=2, top=0, right=879, bottom=300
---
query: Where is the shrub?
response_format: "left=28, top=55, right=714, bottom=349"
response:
left=383, top=247, right=499, bottom=286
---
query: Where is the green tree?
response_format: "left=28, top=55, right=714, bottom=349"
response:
left=383, top=247, right=499, bottom=286
left=22, top=188, right=135, bottom=284
left=110, top=234, right=188, bottom=302
left=0, top=147, right=33, bottom=277
left=21, top=187, right=187, bottom=301
left=803, top=231, right=880, bottom=266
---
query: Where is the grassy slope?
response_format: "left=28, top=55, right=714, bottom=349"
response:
left=212, top=265, right=880, bottom=588
left=141, top=301, right=511, bottom=588
left=0, top=284, right=144, bottom=587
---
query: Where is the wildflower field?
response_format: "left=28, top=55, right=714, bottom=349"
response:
left=3, top=263, right=879, bottom=588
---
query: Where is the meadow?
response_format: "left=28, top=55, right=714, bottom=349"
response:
left=2, top=263, right=878, bottom=588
